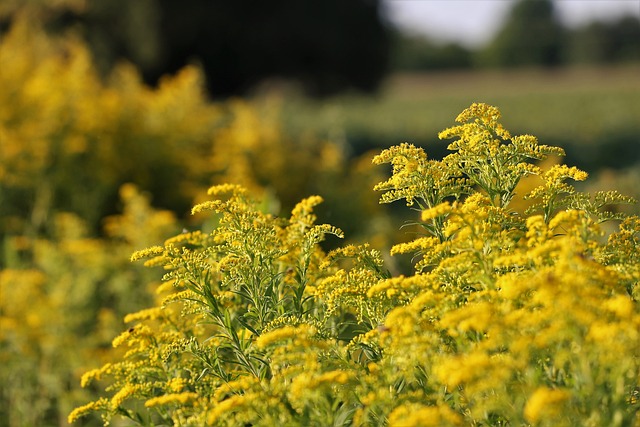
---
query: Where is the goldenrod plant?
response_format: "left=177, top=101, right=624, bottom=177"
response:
left=71, top=103, right=639, bottom=426
left=0, top=185, right=178, bottom=426
left=0, top=15, right=356, bottom=240
left=0, top=15, right=387, bottom=426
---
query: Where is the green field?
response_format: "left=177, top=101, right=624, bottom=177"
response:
left=273, top=65, right=640, bottom=172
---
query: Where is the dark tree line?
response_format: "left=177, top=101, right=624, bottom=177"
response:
left=477, top=0, right=565, bottom=67
left=147, top=0, right=391, bottom=97
left=2, top=0, right=637, bottom=96
left=10, top=0, right=391, bottom=98
left=567, top=16, right=640, bottom=64
left=393, top=0, right=640, bottom=72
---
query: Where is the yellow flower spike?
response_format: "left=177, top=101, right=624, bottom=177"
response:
left=145, top=392, right=199, bottom=408
left=371, top=142, right=427, bottom=166
left=390, top=237, right=439, bottom=256
left=162, top=289, right=198, bottom=305
left=80, top=364, right=111, bottom=388
left=123, top=307, right=164, bottom=323
left=603, top=295, right=634, bottom=318
left=191, top=200, right=224, bottom=215
left=110, top=384, right=139, bottom=410
left=455, top=102, right=501, bottom=124
left=548, top=209, right=581, bottom=231
left=255, top=324, right=316, bottom=349
left=213, top=376, right=259, bottom=401
left=543, top=164, right=588, bottom=183
left=67, top=399, right=109, bottom=424
left=524, top=387, right=571, bottom=424
left=164, top=230, right=203, bottom=246
left=207, top=394, right=246, bottom=425
left=383, top=306, right=418, bottom=337
left=290, top=195, right=323, bottom=222
left=421, top=201, right=452, bottom=221
left=439, top=300, right=494, bottom=335
left=143, top=255, right=168, bottom=267
left=288, top=369, right=353, bottom=412
left=433, top=352, right=493, bottom=388
left=526, top=215, right=549, bottom=246
left=388, top=404, right=463, bottom=427
left=130, top=245, right=165, bottom=262
left=206, top=183, right=247, bottom=197
left=111, top=329, right=132, bottom=348
left=167, top=377, right=188, bottom=393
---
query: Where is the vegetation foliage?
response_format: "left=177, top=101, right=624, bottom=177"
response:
left=0, top=0, right=391, bottom=97
left=1, top=11, right=639, bottom=427
left=0, top=16, right=382, bottom=426
left=70, top=103, right=640, bottom=426
left=0, top=15, right=364, bottom=239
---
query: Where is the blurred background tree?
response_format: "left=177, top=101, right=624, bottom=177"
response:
left=2, top=0, right=638, bottom=91
left=390, top=30, right=472, bottom=72
left=475, top=0, right=565, bottom=67
left=567, top=16, right=640, bottom=64
left=389, top=0, right=640, bottom=72
left=150, top=0, right=391, bottom=97
left=2, top=0, right=391, bottom=98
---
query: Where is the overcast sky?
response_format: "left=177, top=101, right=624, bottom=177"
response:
left=383, top=0, right=640, bottom=47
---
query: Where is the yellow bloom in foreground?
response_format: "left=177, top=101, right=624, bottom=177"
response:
left=110, top=383, right=139, bottom=409
left=433, top=352, right=492, bottom=388
left=524, top=387, right=570, bottom=423
left=207, top=394, right=246, bottom=425
left=80, top=365, right=110, bottom=388
left=68, top=398, right=108, bottom=424
left=213, top=376, right=258, bottom=401
left=603, top=294, right=635, bottom=318
left=544, top=164, right=588, bottom=183
left=112, top=328, right=134, bottom=348
left=167, top=377, right=188, bottom=393
left=255, top=324, right=316, bottom=348
left=130, top=245, right=165, bottom=262
left=145, top=392, right=198, bottom=407
left=439, top=300, right=494, bottom=335
left=124, top=307, right=164, bottom=323
left=388, top=403, right=462, bottom=426
left=421, top=201, right=452, bottom=221
left=288, top=370, right=353, bottom=413
left=291, top=195, right=323, bottom=220
left=206, top=183, right=247, bottom=196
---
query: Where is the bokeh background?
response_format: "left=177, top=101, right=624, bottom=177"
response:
left=1, top=1, right=639, bottom=425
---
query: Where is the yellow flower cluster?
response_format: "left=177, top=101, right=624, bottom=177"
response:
left=255, top=324, right=317, bottom=349
left=388, top=403, right=462, bottom=427
left=67, top=398, right=109, bottom=424
left=69, top=104, right=639, bottom=427
left=145, top=392, right=199, bottom=408
left=373, top=142, right=464, bottom=209
left=130, top=245, right=165, bottom=262
left=524, top=387, right=571, bottom=424
left=1, top=11, right=388, bottom=426
left=421, top=201, right=452, bottom=221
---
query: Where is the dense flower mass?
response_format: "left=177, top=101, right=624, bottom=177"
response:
left=70, top=104, right=639, bottom=426
left=0, top=16, right=381, bottom=425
